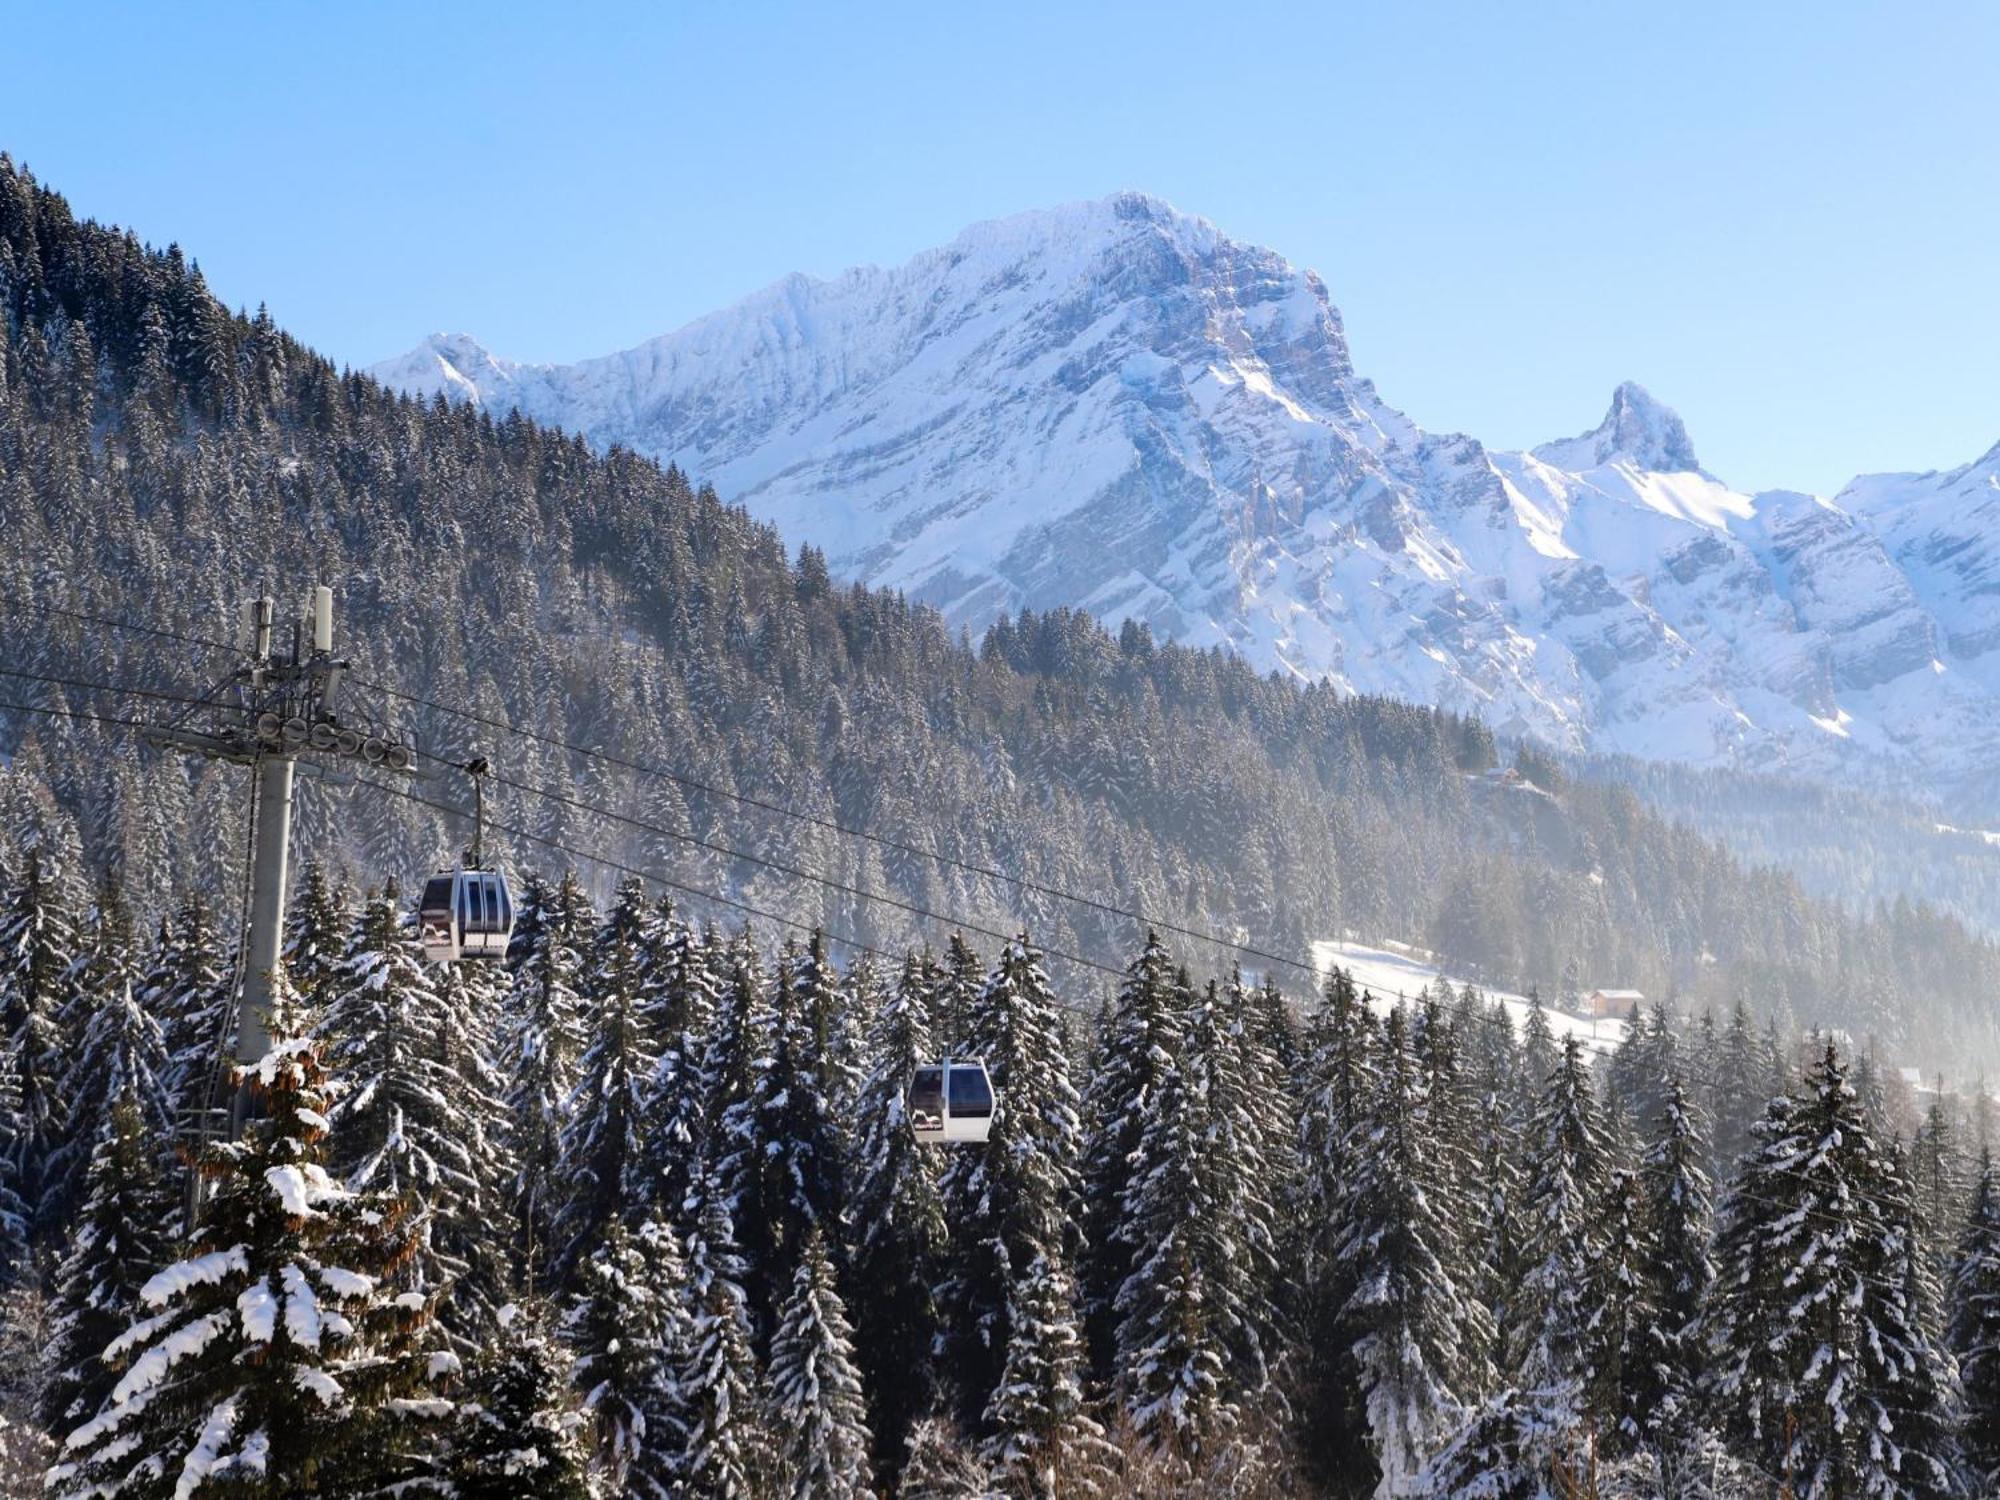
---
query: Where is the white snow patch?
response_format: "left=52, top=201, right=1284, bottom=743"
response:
left=1310, top=939, right=1629, bottom=1054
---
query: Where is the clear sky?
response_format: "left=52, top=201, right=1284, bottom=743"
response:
left=6, top=1, right=1995, bottom=495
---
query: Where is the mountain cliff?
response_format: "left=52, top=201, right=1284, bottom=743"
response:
left=371, top=194, right=1999, bottom=807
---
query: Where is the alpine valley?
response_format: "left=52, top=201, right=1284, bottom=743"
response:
left=374, top=193, right=2000, bottom=813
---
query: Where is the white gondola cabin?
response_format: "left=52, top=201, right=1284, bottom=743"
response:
left=907, top=1059, right=994, bottom=1144
left=419, top=868, right=514, bottom=963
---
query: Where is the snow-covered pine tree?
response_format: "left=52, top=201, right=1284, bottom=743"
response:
left=1950, top=1147, right=2000, bottom=1487
left=1415, top=1384, right=1597, bottom=1500
left=54, top=871, right=141, bottom=1164
left=550, top=878, right=656, bottom=1289
left=318, top=886, right=500, bottom=1333
left=0, top=1037, right=28, bottom=1286
left=563, top=1215, right=688, bottom=1497
left=499, top=869, right=592, bottom=1280
left=149, top=892, right=231, bottom=1153
left=1469, top=1084, right=1524, bottom=1366
left=632, top=902, right=719, bottom=1223
left=1698, top=1088, right=1804, bottom=1459
left=795, top=929, right=863, bottom=1137
left=1638, top=1069, right=1712, bottom=1441
left=1411, top=988, right=1484, bottom=1365
left=929, top=933, right=983, bottom=1052
left=679, top=1171, right=777, bottom=1499
left=1111, top=978, right=1234, bottom=1472
left=696, top=933, right=764, bottom=1176
left=1289, top=963, right=1380, bottom=1485
left=1911, top=1085, right=1969, bottom=1285
left=1878, top=1141, right=1959, bottom=1496
left=1704, top=1042, right=1956, bottom=1497
left=1504, top=1032, right=1608, bottom=1471
left=1581, top=1163, right=1658, bottom=1456
left=0, top=841, right=80, bottom=1241
left=41, top=1085, right=175, bottom=1434
left=768, top=1226, right=874, bottom=1500
left=849, top=951, right=950, bottom=1475
left=431, top=942, right=518, bottom=1340
left=981, top=1249, right=1117, bottom=1500
left=1606, top=1000, right=1677, bottom=1140
left=1212, top=968, right=1286, bottom=1392
left=1515, top=994, right=1557, bottom=1111
left=936, top=934, right=1086, bottom=1435
left=448, top=1299, right=595, bottom=1500
left=1079, top=931, right=1182, bottom=1382
left=717, top=938, right=845, bottom=1328
left=1704, top=997, right=1767, bottom=1183
left=283, top=860, right=350, bottom=1025
left=47, top=1027, right=449, bottom=1499
left=52, top=971, right=173, bottom=1230
left=1333, top=1003, right=1494, bottom=1493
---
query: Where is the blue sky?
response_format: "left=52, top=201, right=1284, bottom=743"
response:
left=6, top=1, right=1995, bottom=494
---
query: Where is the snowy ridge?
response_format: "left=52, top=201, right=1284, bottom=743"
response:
left=369, top=195, right=2000, bottom=802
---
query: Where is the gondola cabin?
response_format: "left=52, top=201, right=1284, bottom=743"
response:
left=419, top=868, right=515, bottom=963
left=907, top=1059, right=994, bottom=1144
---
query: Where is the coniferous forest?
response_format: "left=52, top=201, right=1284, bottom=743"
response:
left=0, top=850, right=1994, bottom=1497
left=7, top=156, right=2000, bottom=1494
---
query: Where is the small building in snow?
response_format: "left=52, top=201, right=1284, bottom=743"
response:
left=1581, top=988, right=1644, bottom=1020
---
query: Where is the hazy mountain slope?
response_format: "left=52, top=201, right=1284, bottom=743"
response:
left=372, top=195, right=2000, bottom=809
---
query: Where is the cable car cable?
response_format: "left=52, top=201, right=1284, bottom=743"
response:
left=360, top=674, right=1324, bottom=979
left=6, top=606, right=1324, bottom=979
left=350, top=771, right=1074, bottom=983
left=407, top=745, right=1134, bottom=980
left=0, top=690, right=1974, bottom=1216
left=6, top=599, right=239, bottom=656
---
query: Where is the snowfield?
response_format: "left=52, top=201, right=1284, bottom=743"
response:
left=1310, top=939, right=1629, bottom=1056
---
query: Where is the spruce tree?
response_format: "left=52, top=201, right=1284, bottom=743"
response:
left=633, top=905, right=719, bottom=1223
left=679, top=1173, right=776, bottom=1499
left=563, top=1215, right=687, bottom=1497
left=1581, top=1164, right=1658, bottom=1455
left=282, top=860, right=350, bottom=1024
left=42, top=1087, right=175, bottom=1434
left=1334, top=1004, right=1494, bottom=1491
left=47, top=1028, right=447, bottom=1499
left=936, top=935, right=1085, bottom=1435
left=53, top=974, right=173, bottom=1224
left=0, top=842, right=80, bottom=1240
left=849, top=951, right=950, bottom=1476
left=1505, top=1032, right=1608, bottom=1472
left=1950, top=1147, right=2000, bottom=1486
left=448, top=1300, right=594, bottom=1500
left=1112, top=981, right=1234, bottom=1471
left=1639, top=1070, right=1711, bottom=1438
left=1210, top=968, right=1285, bottom=1390
left=1079, top=931, right=1182, bottom=1382
left=499, top=870, right=591, bottom=1281
left=768, top=1228, right=875, bottom=1500
left=981, top=1250, right=1117, bottom=1500
left=150, top=893, right=231, bottom=1153
left=550, top=878, right=656, bottom=1287
left=1288, top=963, right=1379, bottom=1485
left=1703, top=1043, right=1957, bottom=1496
left=716, top=939, right=845, bottom=1327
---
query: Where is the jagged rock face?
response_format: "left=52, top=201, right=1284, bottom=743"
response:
left=370, top=196, right=2000, bottom=802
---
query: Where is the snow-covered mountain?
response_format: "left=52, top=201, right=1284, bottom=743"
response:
left=369, top=193, right=2000, bottom=799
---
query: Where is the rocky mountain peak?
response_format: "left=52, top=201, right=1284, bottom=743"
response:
left=1533, top=381, right=1699, bottom=473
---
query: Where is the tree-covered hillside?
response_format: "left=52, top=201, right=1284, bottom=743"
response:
left=1, top=153, right=1996, bottom=1070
